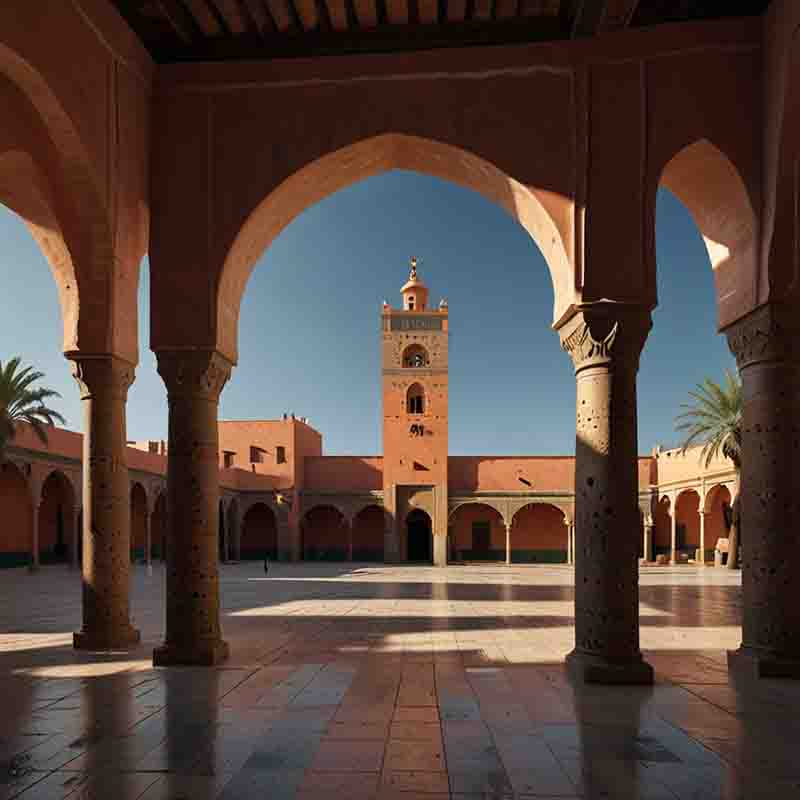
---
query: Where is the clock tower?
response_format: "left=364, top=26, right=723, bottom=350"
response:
left=382, top=259, right=449, bottom=565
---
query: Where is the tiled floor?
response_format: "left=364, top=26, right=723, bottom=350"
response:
left=0, top=562, right=798, bottom=799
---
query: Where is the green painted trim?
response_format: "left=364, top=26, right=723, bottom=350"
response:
left=511, top=549, right=567, bottom=564
left=0, top=552, right=33, bottom=568
left=352, top=548, right=384, bottom=562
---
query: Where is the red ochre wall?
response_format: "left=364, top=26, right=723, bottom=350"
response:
left=241, top=504, right=277, bottom=560
left=304, top=457, right=383, bottom=491
left=449, top=504, right=505, bottom=561
left=0, top=463, right=32, bottom=566
left=654, top=497, right=671, bottom=555
left=352, top=505, right=385, bottom=561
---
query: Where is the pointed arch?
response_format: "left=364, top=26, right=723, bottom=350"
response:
left=216, top=133, right=574, bottom=362
left=657, top=138, right=759, bottom=330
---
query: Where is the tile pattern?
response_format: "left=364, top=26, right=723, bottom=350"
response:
left=0, top=562, right=798, bottom=798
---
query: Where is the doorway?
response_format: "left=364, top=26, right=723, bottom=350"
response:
left=407, top=509, right=432, bottom=562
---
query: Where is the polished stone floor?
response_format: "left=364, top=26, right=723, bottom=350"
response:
left=0, top=562, right=798, bottom=799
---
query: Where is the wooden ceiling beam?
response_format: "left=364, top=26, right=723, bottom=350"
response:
left=598, top=0, right=639, bottom=31
left=568, top=0, right=607, bottom=37
left=157, top=0, right=205, bottom=42
left=256, top=0, right=279, bottom=31
left=314, top=0, right=334, bottom=29
left=155, top=14, right=565, bottom=60
left=233, top=0, right=261, bottom=34
left=344, top=0, right=359, bottom=28
left=202, top=0, right=233, bottom=34
left=285, top=0, right=305, bottom=29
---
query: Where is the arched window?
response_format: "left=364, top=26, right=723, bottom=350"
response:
left=407, top=383, right=425, bottom=414
left=402, top=344, right=429, bottom=368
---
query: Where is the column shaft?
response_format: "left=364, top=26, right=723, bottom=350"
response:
left=30, top=500, right=40, bottom=571
left=726, top=305, right=800, bottom=677
left=643, top=523, right=654, bottom=563
left=505, top=524, right=511, bottom=565
left=144, top=509, right=152, bottom=568
left=560, top=306, right=653, bottom=684
left=71, top=506, right=80, bottom=569
left=153, top=350, right=231, bottom=666
left=698, top=511, right=706, bottom=565
left=69, top=356, right=140, bottom=649
left=669, top=494, right=677, bottom=564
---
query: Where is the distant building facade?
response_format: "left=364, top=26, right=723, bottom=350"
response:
left=0, top=266, right=736, bottom=568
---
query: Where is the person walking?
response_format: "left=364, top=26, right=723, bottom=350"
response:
left=263, top=553, right=269, bottom=575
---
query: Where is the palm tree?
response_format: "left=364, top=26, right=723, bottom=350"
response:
left=674, top=369, right=741, bottom=569
left=0, top=357, right=66, bottom=460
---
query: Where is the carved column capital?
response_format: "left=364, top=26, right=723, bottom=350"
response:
left=558, top=306, right=651, bottom=373
left=155, top=350, right=233, bottom=401
left=724, top=303, right=800, bottom=370
left=68, top=355, right=135, bottom=401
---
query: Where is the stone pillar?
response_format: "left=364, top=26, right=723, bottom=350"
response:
left=505, top=523, right=511, bottom=565
left=669, top=493, right=677, bottom=564
left=29, top=498, right=41, bottom=571
left=563, top=518, right=571, bottom=565
left=69, top=356, right=140, bottom=650
left=153, top=350, right=231, bottom=667
left=698, top=510, right=707, bottom=565
left=643, top=518, right=654, bottom=563
left=559, top=306, right=653, bottom=684
left=725, top=304, right=800, bottom=678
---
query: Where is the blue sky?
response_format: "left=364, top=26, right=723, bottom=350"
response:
left=0, top=171, right=734, bottom=455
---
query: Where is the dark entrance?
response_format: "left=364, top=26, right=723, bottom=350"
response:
left=407, top=509, right=432, bottom=562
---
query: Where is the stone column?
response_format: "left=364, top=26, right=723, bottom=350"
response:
left=643, top=518, right=654, bottom=563
left=698, top=510, right=707, bottom=565
left=563, top=518, right=571, bottom=565
left=725, top=304, right=800, bottom=678
left=559, top=306, right=653, bottom=684
left=69, top=356, right=140, bottom=650
left=29, top=498, right=41, bottom=571
left=505, top=523, right=511, bottom=565
left=669, top=492, right=677, bottom=564
left=153, top=350, right=232, bottom=667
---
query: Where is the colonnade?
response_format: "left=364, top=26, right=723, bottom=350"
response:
left=61, top=303, right=800, bottom=679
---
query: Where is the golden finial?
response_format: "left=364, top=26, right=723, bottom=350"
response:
left=409, top=257, right=418, bottom=280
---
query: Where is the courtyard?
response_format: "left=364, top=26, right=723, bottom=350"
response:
left=1, top=563, right=797, bottom=799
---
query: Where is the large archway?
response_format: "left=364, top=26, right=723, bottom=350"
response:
left=0, top=461, right=32, bottom=566
left=240, top=503, right=277, bottom=561
left=509, top=503, right=568, bottom=564
left=301, top=505, right=347, bottom=561
left=213, top=134, right=574, bottom=364
left=655, top=139, right=759, bottom=330
left=351, top=505, right=385, bottom=562
left=674, top=490, right=701, bottom=562
left=704, top=484, right=733, bottom=562
left=406, top=508, right=432, bottom=563
left=448, top=503, right=505, bottom=563
left=39, top=470, right=74, bottom=564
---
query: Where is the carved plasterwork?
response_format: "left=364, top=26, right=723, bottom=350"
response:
left=156, top=350, right=233, bottom=400
left=725, top=303, right=800, bottom=369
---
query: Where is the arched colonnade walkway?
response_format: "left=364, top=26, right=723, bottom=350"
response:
left=2, top=3, right=800, bottom=681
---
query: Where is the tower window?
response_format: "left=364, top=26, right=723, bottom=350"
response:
left=250, top=446, right=265, bottom=464
left=402, top=344, right=429, bottom=368
left=223, top=451, right=235, bottom=469
left=276, top=446, right=286, bottom=464
left=407, top=383, right=425, bottom=414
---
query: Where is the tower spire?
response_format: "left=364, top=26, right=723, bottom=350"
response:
left=401, top=257, right=428, bottom=311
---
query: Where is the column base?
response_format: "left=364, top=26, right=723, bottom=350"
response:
left=74, top=624, right=140, bottom=651
left=153, top=638, right=229, bottom=667
left=728, top=647, right=800, bottom=679
left=566, top=649, right=654, bottom=685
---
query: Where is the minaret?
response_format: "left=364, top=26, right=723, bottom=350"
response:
left=381, top=259, right=449, bottom=565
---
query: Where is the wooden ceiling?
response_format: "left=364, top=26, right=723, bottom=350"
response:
left=111, top=0, right=773, bottom=63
